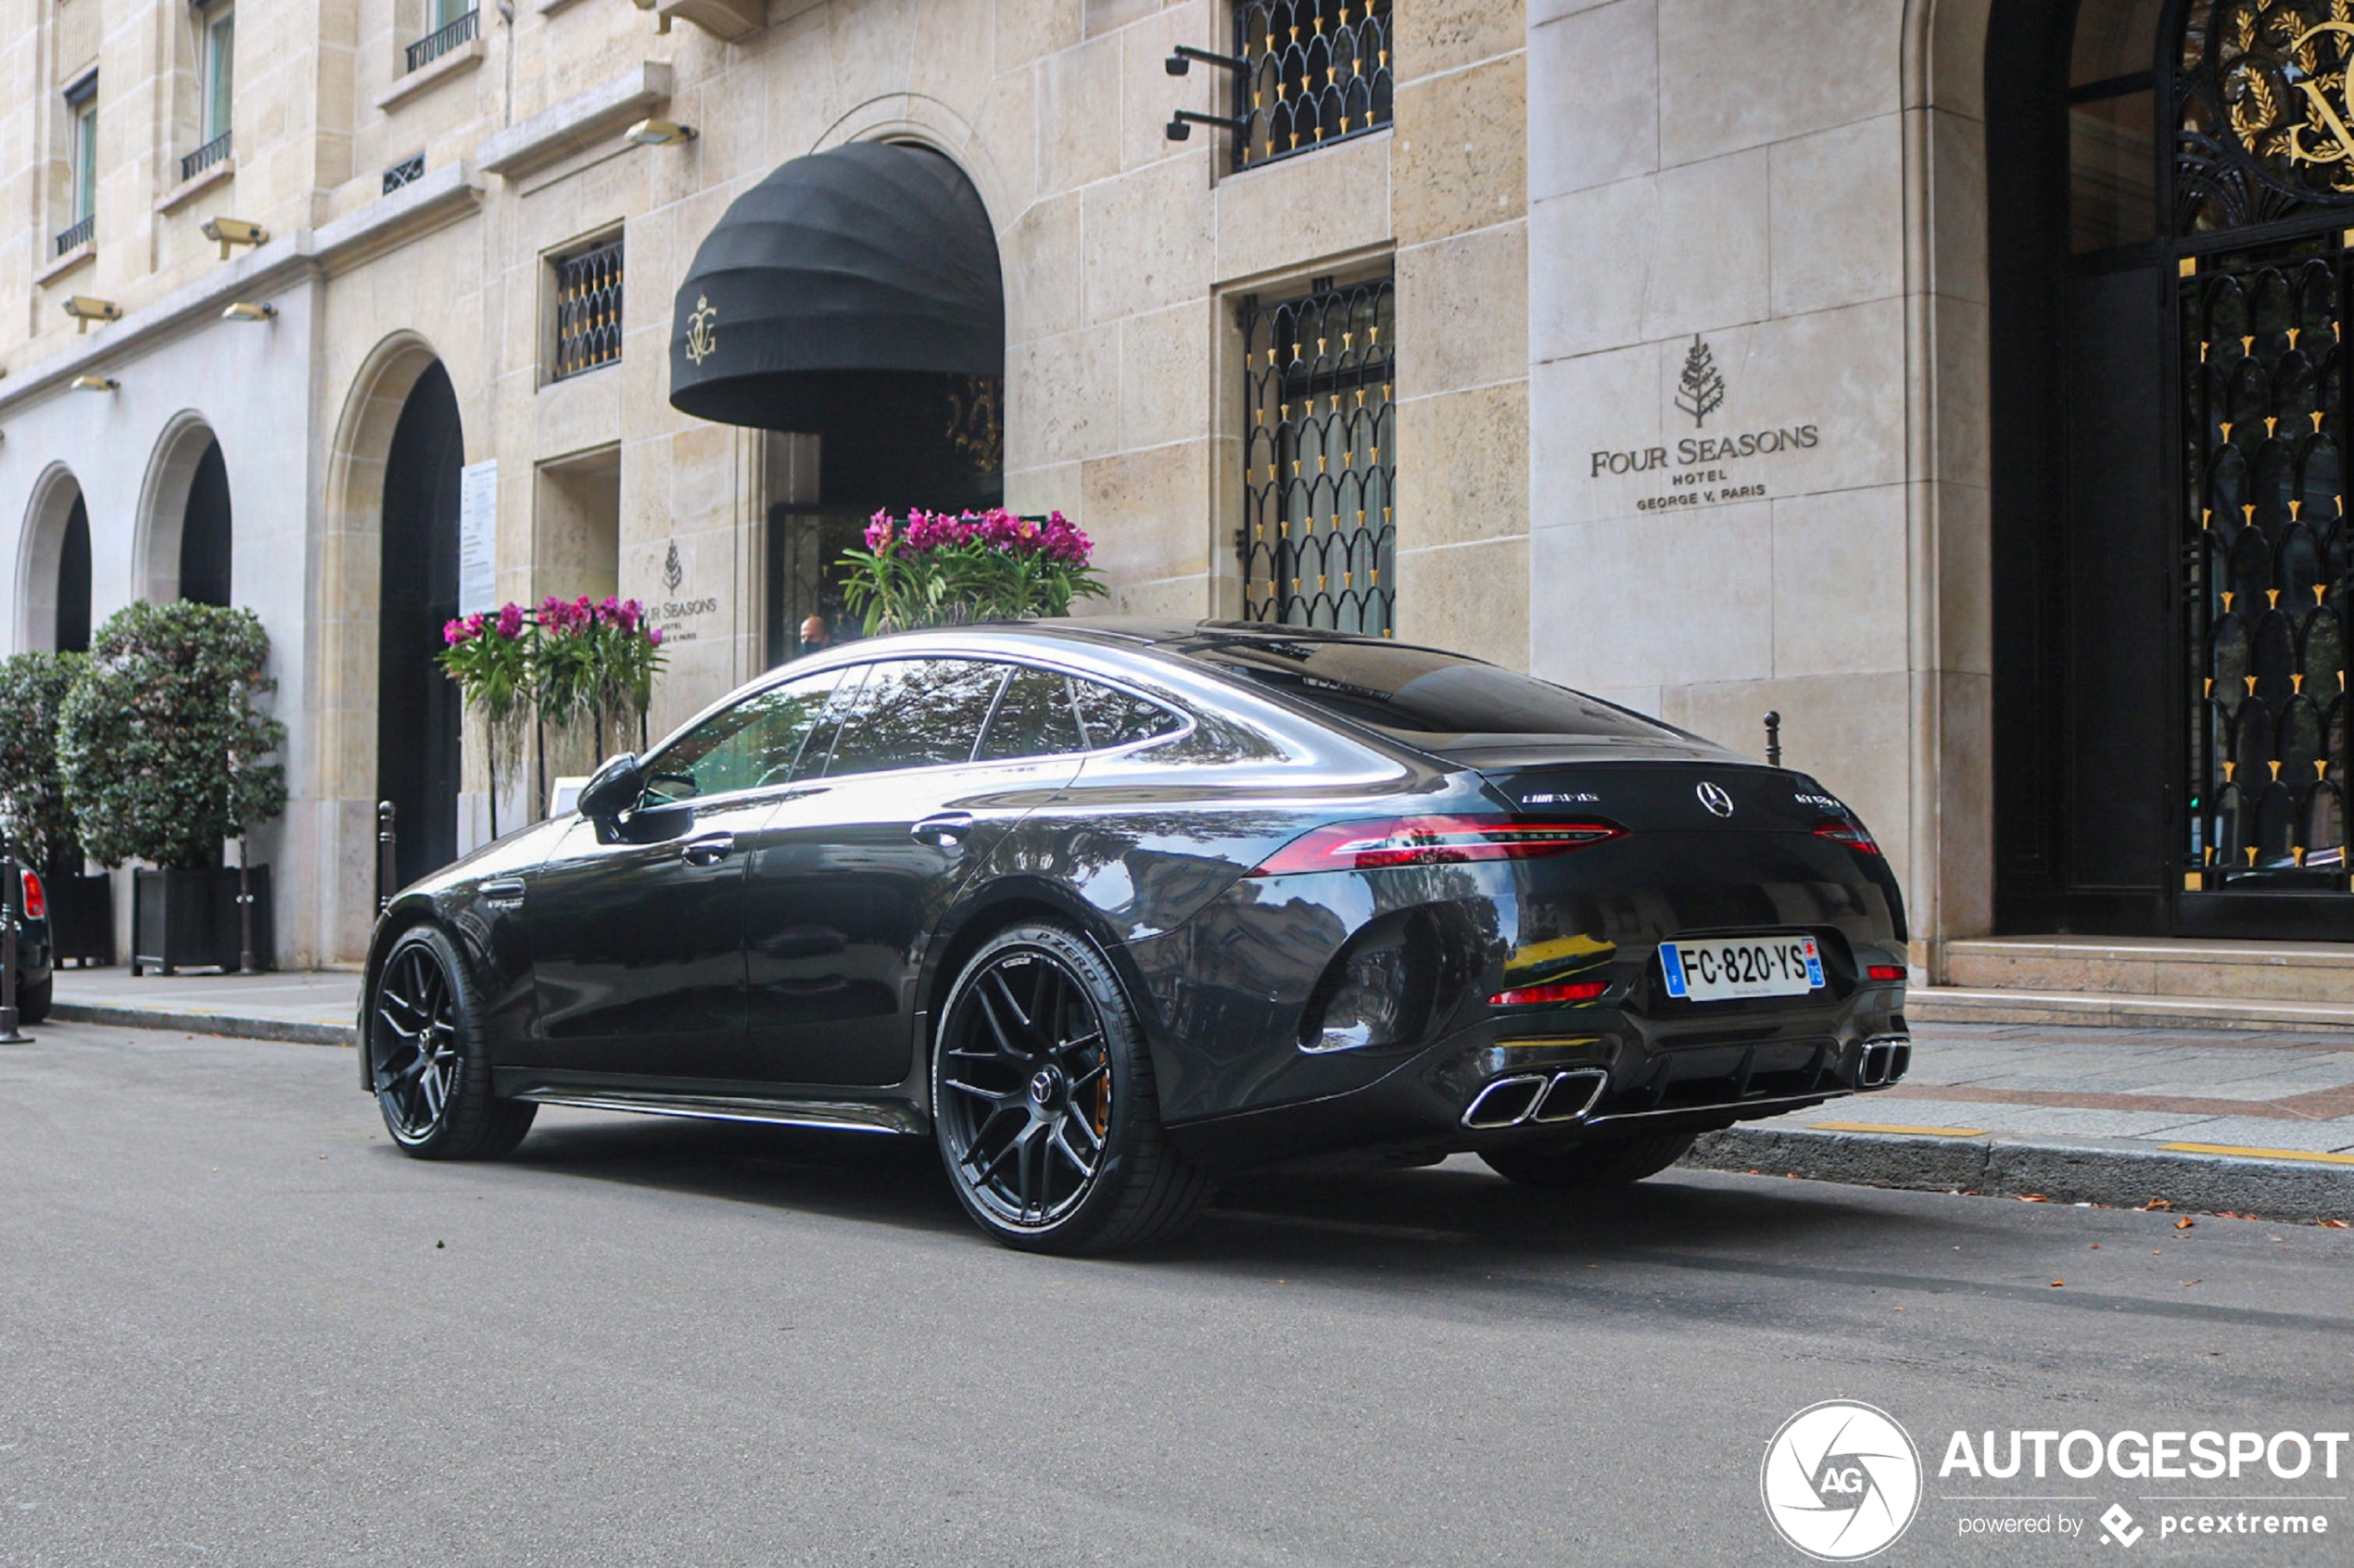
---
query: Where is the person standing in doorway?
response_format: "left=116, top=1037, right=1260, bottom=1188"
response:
left=797, top=614, right=830, bottom=660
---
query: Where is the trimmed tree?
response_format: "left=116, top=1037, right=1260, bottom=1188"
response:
left=0, top=650, right=87, bottom=874
left=58, top=601, right=287, bottom=870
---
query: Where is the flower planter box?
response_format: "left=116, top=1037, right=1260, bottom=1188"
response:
left=131, top=866, right=273, bottom=975
left=46, top=871, right=114, bottom=967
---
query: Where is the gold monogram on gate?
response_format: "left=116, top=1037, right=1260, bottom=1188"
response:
left=685, top=293, right=719, bottom=365
left=2217, top=2, right=2354, bottom=188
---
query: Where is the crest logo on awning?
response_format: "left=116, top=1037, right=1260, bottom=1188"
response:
left=685, top=294, right=719, bottom=365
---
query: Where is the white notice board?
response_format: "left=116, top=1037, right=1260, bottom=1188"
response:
left=458, top=460, right=497, bottom=615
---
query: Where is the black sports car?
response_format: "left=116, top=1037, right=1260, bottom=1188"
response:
left=362, top=621, right=1909, bottom=1253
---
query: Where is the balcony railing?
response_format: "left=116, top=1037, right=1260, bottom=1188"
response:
left=382, top=155, right=425, bottom=196
left=551, top=238, right=625, bottom=382
left=1234, top=0, right=1393, bottom=170
left=181, top=131, right=233, bottom=185
left=405, top=8, right=478, bottom=74
left=55, top=214, right=94, bottom=257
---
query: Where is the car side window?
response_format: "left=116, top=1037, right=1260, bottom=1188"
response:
left=824, top=659, right=1009, bottom=778
left=1069, top=677, right=1184, bottom=751
left=977, top=665, right=1086, bottom=761
left=640, top=666, right=850, bottom=803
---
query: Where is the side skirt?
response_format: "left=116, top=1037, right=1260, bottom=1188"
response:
left=507, top=1087, right=926, bottom=1137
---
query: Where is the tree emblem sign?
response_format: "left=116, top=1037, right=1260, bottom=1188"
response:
left=1675, top=334, right=1726, bottom=428
left=663, top=541, right=684, bottom=594
left=685, top=293, right=719, bottom=365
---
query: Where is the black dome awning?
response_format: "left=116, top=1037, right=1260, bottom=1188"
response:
left=668, top=143, right=1005, bottom=432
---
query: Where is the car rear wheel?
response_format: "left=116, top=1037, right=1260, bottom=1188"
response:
left=15, top=974, right=49, bottom=1025
left=1480, top=1131, right=1697, bottom=1190
left=369, top=926, right=535, bottom=1159
left=932, top=922, right=1209, bottom=1254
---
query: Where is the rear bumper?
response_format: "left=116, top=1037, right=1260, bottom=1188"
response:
left=1166, top=992, right=1910, bottom=1171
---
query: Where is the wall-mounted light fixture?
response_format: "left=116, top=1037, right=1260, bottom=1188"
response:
left=626, top=118, right=697, bottom=146
left=70, top=374, right=119, bottom=393
left=62, top=296, right=122, bottom=334
left=1164, top=45, right=1247, bottom=144
left=199, top=216, right=269, bottom=262
left=221, top=301, right=277, bottom=322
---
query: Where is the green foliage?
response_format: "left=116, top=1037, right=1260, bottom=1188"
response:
left=0, top=651, right=87, bottom=873
left=58, top=601, right=286, bottom=870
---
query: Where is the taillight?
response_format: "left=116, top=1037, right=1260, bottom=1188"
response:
left=19, top=869, right=43, bottom=920
left=1866, top=964, right=1905, bottom=981
left=1248, top=816, right=1626, bottom=877
left=1489, top=980, right=1609, bottom=1006
left=1815, top=819, right=1881, bottom=855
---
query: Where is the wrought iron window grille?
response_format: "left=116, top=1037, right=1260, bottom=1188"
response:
left=382, top=154, right=424, bottom=196
left=1233, top=0, right=1391, bottom=171
left=551, top=237, right=625, bottom=383
left=1239, top=276, right=1396, bottom=637
left=405, top=7, right=477, bottom=75
left=181, top=131, right=232, bottom=185
left=54, top=214, right=94, bottom=257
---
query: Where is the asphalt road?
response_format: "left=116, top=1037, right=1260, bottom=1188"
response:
left=3, top=1023, right=2349, bottom=1568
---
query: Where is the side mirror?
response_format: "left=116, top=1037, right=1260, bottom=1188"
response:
left=575, top=752, right=643, bottom=822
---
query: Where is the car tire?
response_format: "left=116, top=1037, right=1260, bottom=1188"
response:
left=1480, top=1131, right=1697, bottom=1190
left=16, top=974, right=49, bottom=1025
left=367, top=925, right=535, bottom=1160
left=932, top=921, right=1209, bottom=1255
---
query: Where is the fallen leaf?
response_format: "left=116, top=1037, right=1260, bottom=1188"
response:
left=2019, top=1194, right=2050, bottom=1203
left=2182, top=1278, right=2202, bottom=1287
left=2320, top=1219, right=2348, bottom=1229
left=2216, top=1210, right=2250, bottom=1220
left=2142, top=1198, right=2174, bottom=1211
left=2089, top=1244, right=2101, bottom=1250
left=2049, top=1279, right=2066, bottom=1287
left=2175, top=1217, right=2196, bottom=1230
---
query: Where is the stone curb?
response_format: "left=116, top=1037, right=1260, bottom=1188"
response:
left=1682, top=1124, right=2354, bottom=1225
left=48, top=1001, right=355, bottom=1048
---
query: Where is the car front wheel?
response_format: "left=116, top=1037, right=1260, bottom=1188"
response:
left=931, top=922, right=1208, bottom=1254
left=368, top=926, right=535, bottom=1159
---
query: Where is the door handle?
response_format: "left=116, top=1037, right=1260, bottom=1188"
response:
left=681, top=832, right=735, bottom=866
left=911, top=812, right=975, bottom=849
left=480, top=878, right=525, bottom=908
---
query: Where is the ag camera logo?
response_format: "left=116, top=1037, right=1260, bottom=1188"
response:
left=1762, top=1400, right=1923, bottom=1561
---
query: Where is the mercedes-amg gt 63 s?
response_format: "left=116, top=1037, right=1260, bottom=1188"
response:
left=361, top=621, right=1910, bottom=1253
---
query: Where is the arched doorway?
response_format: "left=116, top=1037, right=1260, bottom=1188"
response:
left=179, top=441, right=232, bottom=607
left=136, top=418, right=233, bottom=606
left=668, top=142, right=1005, bottom=665
left=18, top=467, right=93, bottom=653
left=1990, top=0, right=2354, bottom=940
left=376, top=362, right=463, bottom=889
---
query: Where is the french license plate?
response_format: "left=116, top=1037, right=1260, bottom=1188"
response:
left=1659, top=935, right=1824, bottom=1003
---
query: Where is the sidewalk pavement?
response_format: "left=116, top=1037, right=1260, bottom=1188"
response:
left=48, top=966, right=360, bottom=1045
left=42, top=970, right=2354, bottom=1222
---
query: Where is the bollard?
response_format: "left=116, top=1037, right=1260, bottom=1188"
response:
left=1764, top=711, right=1782, bottom=768
left=235, top=832, right=257, bottom=975
left=0, top=821, right=29, bottom=1043
left=377, top=801, right=398, bottom=915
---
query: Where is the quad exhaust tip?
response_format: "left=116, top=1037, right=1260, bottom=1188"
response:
left=1858, top=1037, right=1911, bottom=1088
left=1462, top=1068, right=1610, bottom=1131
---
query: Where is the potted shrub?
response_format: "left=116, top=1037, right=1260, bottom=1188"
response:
left=0, top=650, right=111, bottom=965
left=58, top=601, right=287, bottom=974
left=840, top=508, right=1106, bottom=632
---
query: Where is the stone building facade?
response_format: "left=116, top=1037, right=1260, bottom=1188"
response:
left=8, top=0, right=2315, bottom=979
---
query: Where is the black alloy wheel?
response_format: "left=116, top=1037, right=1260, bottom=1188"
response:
left=369, top=926, right=535, bottom=1159
left=1480, top=1131, right=1697, bottom=1190
left=932, top=923, right=1208, bottom=1254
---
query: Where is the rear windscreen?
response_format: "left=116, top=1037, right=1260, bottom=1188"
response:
left=1186, top=639, right=1677, bottom=741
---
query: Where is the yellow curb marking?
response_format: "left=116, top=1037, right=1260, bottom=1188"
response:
left=1808, top=1121, right=1991, bottom=1138
left=2158, top=1142, right=2354, bottom=1166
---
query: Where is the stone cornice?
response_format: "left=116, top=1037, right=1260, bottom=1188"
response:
left=0, top=163, right=485, bottom=415
left=476, top=61, right=674, bottom=179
